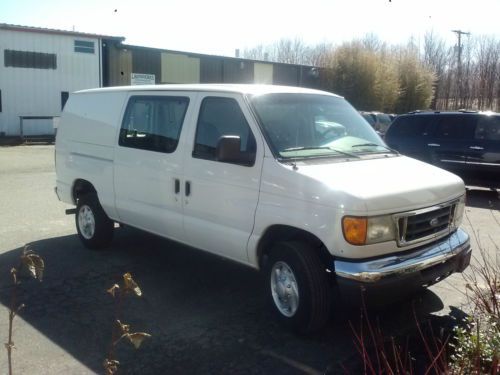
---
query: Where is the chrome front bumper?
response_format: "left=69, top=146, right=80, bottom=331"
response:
left=334, top=228, right=471, bottom=284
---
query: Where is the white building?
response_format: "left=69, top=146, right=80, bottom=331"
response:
left=0, top=24, right=123, bottom=137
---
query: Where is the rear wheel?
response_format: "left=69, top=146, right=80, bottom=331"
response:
left=265, top=241, right=332, bottom=334
left=75, top=194, right=114, bottom=249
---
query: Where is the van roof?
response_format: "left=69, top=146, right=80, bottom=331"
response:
left=76, top=84, right=342, bottom=97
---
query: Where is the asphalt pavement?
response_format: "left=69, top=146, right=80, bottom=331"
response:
left=0, top=145, right=499, bottom=374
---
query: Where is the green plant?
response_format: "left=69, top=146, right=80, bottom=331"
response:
left=447, top=223, right=500, bottom=373
left=4, top=247, right=44, bottom=375
left=450, top=316, right=500, bottom=373
left=104, top=272, right=151, bottom=375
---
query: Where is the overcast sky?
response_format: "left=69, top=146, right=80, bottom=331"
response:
left=1, top=0, right=499, bottom=56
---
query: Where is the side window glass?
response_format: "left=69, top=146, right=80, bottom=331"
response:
left=390, top=117, right=432, bottom=137
left=434, top=116, right=475, bottom=139
left=119, top=96, right=189, bottom=153
left=193, top=97, right=256, bottom=165
left=475, top=116, right=500, bottom=141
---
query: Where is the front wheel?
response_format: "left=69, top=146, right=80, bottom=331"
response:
left=265, top=241, right=332, bottom=334
left=75, top=194, right=114, bottom=249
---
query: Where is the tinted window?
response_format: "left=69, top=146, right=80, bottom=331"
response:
left=193, top=97, right=256, bottom=164
left=475, top=115, right=500, bottom=141
left=387, top=116, right=433, bottom=137
left=434, top=115, right=475, bottom=139
left=361, top=113, right=376, bottom=125
left=119, top=96, right=189, bottom=153
left=4, top=50, right=57, bottom=69
left=376, top=113, right=392, bottom=126
left=74, top=40, right=95, bottom=54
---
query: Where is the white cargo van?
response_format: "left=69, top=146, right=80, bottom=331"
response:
left=55, top=84, right=471, bottom=333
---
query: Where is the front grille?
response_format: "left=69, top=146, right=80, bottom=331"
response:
left=396, top=201, right=457, bottom=246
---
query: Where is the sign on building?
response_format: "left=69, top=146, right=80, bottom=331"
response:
left=131, top=73, right=155, bottom=85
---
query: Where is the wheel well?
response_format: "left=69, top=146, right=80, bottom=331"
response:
left=257, top=225, right=333, bottom=270
left=72, top=179, right=96, bottom=204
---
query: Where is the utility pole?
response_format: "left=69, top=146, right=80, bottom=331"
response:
left=452, top=30, right=470, bottom=108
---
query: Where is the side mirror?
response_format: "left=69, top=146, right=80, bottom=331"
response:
left=216, top=136, right=248, bottom=165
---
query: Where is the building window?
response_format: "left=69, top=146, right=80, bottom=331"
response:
left=61, top=92, right=69, bottom=111
left=74, top=40, right=95, bottom=54
left=4, top=50, right=57, bottom=69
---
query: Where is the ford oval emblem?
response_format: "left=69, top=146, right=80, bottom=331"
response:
left=429, top=218, right=439, bottom=227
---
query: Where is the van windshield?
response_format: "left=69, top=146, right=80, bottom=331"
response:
left=250, top=93, right=389, bottom=159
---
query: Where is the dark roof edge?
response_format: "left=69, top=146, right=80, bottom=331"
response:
left=0, top=23, right=125, bottom=41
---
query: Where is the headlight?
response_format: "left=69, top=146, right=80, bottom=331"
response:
left=452, top=194, right=466, bottom=229
left=342, top=215, right=396, bottom=246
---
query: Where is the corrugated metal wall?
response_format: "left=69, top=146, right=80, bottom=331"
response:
left=273, top=64, right=299, bottom=86
left=161, top=53, right=200, bottom=83
left=107, top=44, right=132, bottom=86
left=0, top=28, right=101, bottom=135
left=222, top=60, right=253, bottom=83
left=105, top=44, right=321, bottom=89
left=132, top=48, right=161, bottom=83
left=254, top=63, right=273, bottom=84
left=200, top=57, right=223, bottom=83
left=299, top=66, right=322, bottom=89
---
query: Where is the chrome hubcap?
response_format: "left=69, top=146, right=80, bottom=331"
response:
left=78, top=205, right=95, bottom=240
left=270, top=261, right=299, bottom=317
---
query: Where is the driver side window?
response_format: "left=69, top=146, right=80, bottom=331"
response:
left=192, top=97, right=256, bottom=165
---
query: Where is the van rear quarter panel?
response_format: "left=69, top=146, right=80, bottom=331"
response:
left=56, top=91, right=128, bottom=220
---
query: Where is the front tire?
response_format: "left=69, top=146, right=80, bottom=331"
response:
left=75, top=194, right=114, bottom=249
left=265, top=241, right=332, bottom=334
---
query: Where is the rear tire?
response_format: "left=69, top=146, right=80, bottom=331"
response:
left=75, top=194, right=114, bottom=249
left=264, top=241, right=332, bottom=334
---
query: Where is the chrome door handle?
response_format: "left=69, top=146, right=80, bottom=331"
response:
left=469, top=146, right=484, bottom=150
left=427, top=143, right=440, bottom=147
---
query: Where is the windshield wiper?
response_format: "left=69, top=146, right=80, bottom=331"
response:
left=351, top=143, right=399, bottom=154
left=282, top=146, right=360, bottom=158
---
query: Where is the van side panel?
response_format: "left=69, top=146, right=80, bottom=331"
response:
left=244, top=158, right=339, bottom=267
left=56, top=91, right=128, bottom=220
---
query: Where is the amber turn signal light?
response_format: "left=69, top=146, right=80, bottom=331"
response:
left=342, top=216, right=367, bottom=245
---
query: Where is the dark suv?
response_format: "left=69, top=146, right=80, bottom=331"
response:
left=385, top=111, right=500, bottom=187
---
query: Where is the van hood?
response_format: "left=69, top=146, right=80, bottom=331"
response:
left=262, top=155, right=465, bottom=214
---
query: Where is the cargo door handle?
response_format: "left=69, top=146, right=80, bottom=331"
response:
left=174, top=179, right=180, bottom=194
left=185, top=181, right=191, bottom=196
left=427, top=143, right=440, bottom=147
left=469, top=146, right=484, bottom=150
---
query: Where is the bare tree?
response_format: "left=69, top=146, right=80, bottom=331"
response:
left=362, top=33, right=382, bottom=52
left=243, top=44, right=270, bottom=61
left=307, top=43, right=334, bottom=67
left=244, top=38, right=327, bottom=66
left=476, top=36, right=500, bottom=110
left=242, top=32, right=500, bottom=112
left=423, top=31, right=449, bottom=109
